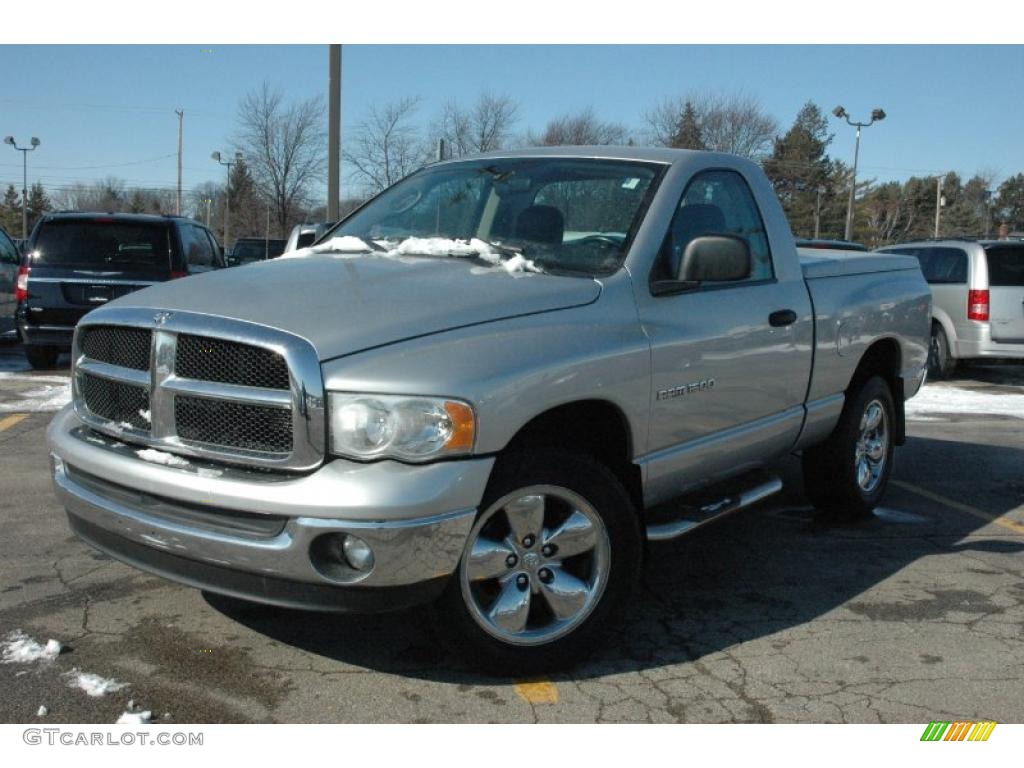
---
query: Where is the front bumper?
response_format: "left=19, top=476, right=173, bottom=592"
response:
left=48, top=405, right=494, bottom=611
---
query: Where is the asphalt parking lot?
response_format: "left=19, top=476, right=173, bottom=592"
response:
left=1, top=338, right=1022, bottom=724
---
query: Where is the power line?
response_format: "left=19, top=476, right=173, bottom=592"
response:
left=0, top=153, right=177, bottom=172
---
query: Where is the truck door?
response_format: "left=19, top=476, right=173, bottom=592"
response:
left=635, top=168, right=814, bottom=502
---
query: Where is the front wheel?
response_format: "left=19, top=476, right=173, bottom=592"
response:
left=802, top=375, right=895, bottom=521
left=435, top=451, right=642, bottom=674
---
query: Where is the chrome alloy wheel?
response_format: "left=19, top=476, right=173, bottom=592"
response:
left=459, top=485, right=611, bottom=646
left=854, top=398, right=888, bottom=494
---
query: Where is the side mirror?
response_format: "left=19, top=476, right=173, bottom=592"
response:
left=678, top=235, right=752, bottom=282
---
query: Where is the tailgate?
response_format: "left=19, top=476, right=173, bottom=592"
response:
left=986, top=245, right=1024, bottom=343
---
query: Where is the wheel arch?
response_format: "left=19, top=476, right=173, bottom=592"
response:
left=848, top=336, right=905, bottom=445
left=500, top=399, right=644, bottom=513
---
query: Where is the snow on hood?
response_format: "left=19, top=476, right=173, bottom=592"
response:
left=284, top=236, right=542, bottom=275
left=106, top=249, right=599, bottom=362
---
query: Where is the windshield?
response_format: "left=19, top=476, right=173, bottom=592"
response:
left=327, top=157, right=663, bottom=275
left=32, top=220, right=171, bottom=272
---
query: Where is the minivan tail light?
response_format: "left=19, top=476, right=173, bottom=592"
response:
left=967, top=289, right=989, bottom=321
left=170, top=270, right=188, bottom=280
left=14, top=266, right=29, bottom=302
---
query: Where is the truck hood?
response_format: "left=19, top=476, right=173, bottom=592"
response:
left=108, top=254, right=602, bottom=360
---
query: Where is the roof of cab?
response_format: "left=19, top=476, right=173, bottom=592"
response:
left=431, top=144, right=751, bottom=168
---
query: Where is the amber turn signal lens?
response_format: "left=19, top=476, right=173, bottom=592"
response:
left=443, top=400, right=476, bottom=451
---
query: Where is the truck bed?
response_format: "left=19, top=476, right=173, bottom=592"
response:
left=799, top=249, right=920, bottom=280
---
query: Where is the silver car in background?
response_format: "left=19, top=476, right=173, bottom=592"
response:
left=878, top=239, right=1024, bottom=377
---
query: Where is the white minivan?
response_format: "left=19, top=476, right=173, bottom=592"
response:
left=878, top=239, right=1024, bottom=377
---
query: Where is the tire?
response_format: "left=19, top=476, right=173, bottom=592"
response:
left=928, top=323, right=956, bottom=380
left=24, top=345, right=59, bottom=370
left=802, top=375, right=895, bottom=522
left=435, top=450, right=642, bottom=674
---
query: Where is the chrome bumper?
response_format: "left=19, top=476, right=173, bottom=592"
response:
left=47, top=406, right=493, bottom=606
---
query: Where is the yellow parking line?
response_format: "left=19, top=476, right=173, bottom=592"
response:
left=892, top=480, right=1024, bottom=535
left=514, top=679, right=559, bottom=704
left=0, top=414, right=28, bottom=432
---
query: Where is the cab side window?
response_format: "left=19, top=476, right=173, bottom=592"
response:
left=654, top=169, right=774, bottom=284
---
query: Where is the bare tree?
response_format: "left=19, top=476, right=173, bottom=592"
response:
left=643, top=92, right=778, bottom=159
left=434, top=92, right=519, bottom=158
left=527, top=107, right=628, bottom=146
left=234, top=82, right=326, bottom=235
left=345, top=96, right=427, bottom=194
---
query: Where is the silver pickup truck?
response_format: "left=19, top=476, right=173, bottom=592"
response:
left=47, top=147, right=930, bottom=671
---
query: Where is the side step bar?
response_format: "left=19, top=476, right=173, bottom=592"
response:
left=645, top=475, right=783, bottom=542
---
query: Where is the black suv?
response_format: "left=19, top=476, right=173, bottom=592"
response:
left=16, top=212, right=225, bottom=369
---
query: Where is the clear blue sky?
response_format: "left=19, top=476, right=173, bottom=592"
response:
left=1, top=44, right=1021, bottom=200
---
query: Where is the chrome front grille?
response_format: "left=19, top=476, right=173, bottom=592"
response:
left=79, top=326, right=152, bottom=371
left=175, top=396, right=293, bottom=453
left=175, top=334, right=290, bottom=390
left=71, top=308, right=325, bottom=471
left=80, top=373, right=150, bottom=430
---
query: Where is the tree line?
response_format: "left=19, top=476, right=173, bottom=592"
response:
left=3, top=87, right=1022, bottom=247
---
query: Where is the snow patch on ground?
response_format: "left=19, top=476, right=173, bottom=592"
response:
left=1, top=631, right=63, bottom=664
left=37, top=705, right=48, bottom=716
left=136, top=448, right=190, bottom=467
left=67, top=670, right=128, bottom=697
left=116, top=710, right=152, bottom=724
left=906, top=384, right=1024, bottom=421
left=0, top=373, right=72, bottom=412
left=196, top=467, right=223, bottom=478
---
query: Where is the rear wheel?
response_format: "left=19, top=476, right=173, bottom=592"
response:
left=436, top=450, right=641, bottom=674
left=802, top=375, right=895, bottom=521
left=928, top=323, right=956, bottom=379
left=25, top=345, right=59, bottom=370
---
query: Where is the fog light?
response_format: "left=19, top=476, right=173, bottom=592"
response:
left=342, top=535, right=375, bottom=572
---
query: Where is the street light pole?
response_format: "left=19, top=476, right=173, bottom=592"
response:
left=4, top=136, right=41, bottom=239
left=211, top=150, right=242, bottom=249
left=832, top=106, right=886, bottom=242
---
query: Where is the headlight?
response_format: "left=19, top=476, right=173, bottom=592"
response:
left=328, top=393, right=476, bottom=462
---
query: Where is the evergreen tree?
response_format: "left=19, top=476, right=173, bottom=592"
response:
left=995, top=173, right=1024, bottom=231
left=25, top=182, right=52, bottom=234
left=762, top=102, right=835, bottom=238
left=671, top=101, right=706, bottom=150
left=1, top=184, right=20, bottom=234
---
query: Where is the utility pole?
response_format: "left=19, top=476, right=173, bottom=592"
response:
left=436, top=138, right=447, bottom=162
left=327, top=44, right=342, bottom=221
left=175, top=109, right=184, bottom=215
left=205, top=197, right=212, bottom=227
left=265, top=204, right=270, bottom=260
left=4, top=136, right=40, bottom=239
left=934, top=176, right=944, bottom=239
left=212, top=151, right=242, bottom=249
